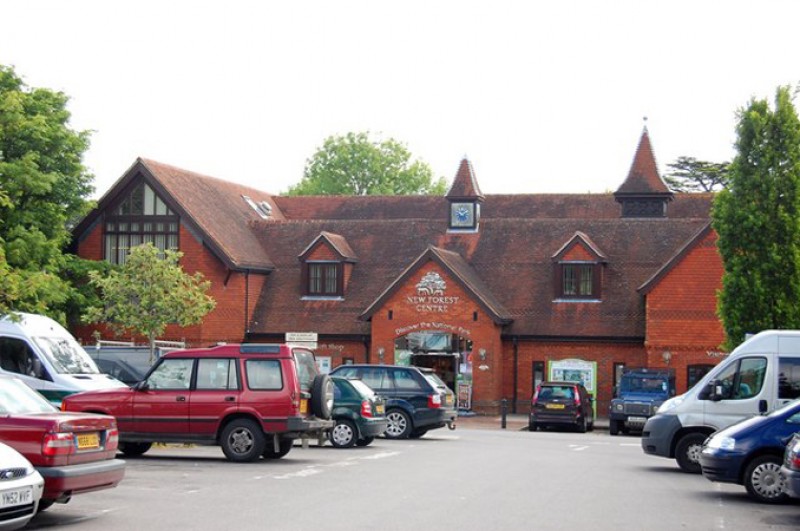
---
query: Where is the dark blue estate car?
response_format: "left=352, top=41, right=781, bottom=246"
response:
left=699, top=399, right=800, bottom=503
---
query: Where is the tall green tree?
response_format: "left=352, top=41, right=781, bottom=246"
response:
left=0, top=64, right=95, bottom=321
left=713, top=86, right=800, bottom=349
left=286, top=131, right=446, bottom=196
left=83, top=244, right=216, bottom=362
left=665, top=156, right=730, bottom=192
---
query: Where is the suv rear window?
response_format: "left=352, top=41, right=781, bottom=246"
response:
left=293, top=349, right=319, bottom=392
left=539, top=386, right=575, bottom=400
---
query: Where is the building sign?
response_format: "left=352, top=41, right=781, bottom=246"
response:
left=406, top=271, right=460, bottom=313
left=548, top=358, right=598, bottom=416
left=286, top=332, right=318, bottom=349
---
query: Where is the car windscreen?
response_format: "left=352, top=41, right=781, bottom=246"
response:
left=0, top=377, right=58, bottom=414
left=620, top=376, right=668, bottom=394
left=538, top=386, right=575, bottom=400
left=34, top=336, right=99, bottom=374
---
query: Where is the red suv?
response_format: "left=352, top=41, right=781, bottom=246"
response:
left=62, top=344, right=334, bottom=462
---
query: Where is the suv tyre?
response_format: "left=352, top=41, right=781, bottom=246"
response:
left=221, top=419, right=266, bottom=462
left=119, top=442, right=152, bottom=457
left=385, top=409, right=412, bottom=439
left=311, top=374, right=334, bottom=419
left=262, top=438, right=293, bottom=459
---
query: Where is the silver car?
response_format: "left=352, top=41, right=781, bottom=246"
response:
left=0, top=442, right=44, bottom=530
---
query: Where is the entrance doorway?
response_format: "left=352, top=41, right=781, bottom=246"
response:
left=393, top=332, right=472, bottom=397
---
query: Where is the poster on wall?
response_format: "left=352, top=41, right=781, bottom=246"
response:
left=548, top=358, right=597, bottom=416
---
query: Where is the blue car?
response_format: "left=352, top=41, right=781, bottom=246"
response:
left=781, top=432, right=800, bottom=499
left=700, top=399, right=800, bottom=503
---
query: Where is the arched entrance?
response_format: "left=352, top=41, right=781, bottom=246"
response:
left=393, top=331, right=472, bottom=407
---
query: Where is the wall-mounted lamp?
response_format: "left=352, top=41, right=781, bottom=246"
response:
left=662, top=351, right=672, bottom=365
left=378, top=347, right=385, bottom=364
left=479, top=348, right=487, bottom=361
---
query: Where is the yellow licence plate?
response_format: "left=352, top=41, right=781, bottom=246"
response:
left=376, top=404, right=384, bottom=414
left=77, top=432, right=100, bottom=450
left=300, top=399, right=308, bottom=414
left=545, top=403, right=566, bottom=410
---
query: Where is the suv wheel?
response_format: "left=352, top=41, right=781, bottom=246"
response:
left=744, top=455, right=788, bottom=504
left=609, top=420, right=621, bottom=436
left=385, top=409, right=412, bottom=439
left=262, top=438, right=293, bottom=459
left=675, top=433, right=705, bottom=474
left=310, top=375, right=334, bottom=419
left=221, top=419, right=266, bottom=462
left=329, top=419, right=358, bottom=448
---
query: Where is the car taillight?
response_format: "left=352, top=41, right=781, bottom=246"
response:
left=106, top=428, right=119, bottom=451
left=428, top=393, right=442, bottom=409
left=532, top=386, right=540, bottom=406
left=791, top=453, right=800, bottom=470
left=43, top=432, right=76, bottom=456
left=574, top=393, right=581, bottom=406
left=361, top=400, right=373, bottom=418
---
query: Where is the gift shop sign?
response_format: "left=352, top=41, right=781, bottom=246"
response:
left=407, top=272, right=460, bottom=313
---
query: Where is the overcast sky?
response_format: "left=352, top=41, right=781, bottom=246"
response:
left=1, top=1, right=799, bottom=198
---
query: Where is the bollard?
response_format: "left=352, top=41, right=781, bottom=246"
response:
left=501, top=398, right=508, bottom=429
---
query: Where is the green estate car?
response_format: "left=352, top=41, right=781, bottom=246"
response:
left=329, top=376, right=388, bottom=448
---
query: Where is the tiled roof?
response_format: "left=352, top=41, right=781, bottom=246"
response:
left=248, top=205, right=712, bottom=338
left=299, top=231, right=357, bottom=262
left=615, top=129, right=673, bottom=196
left=446, top=158, right=485, bottom=200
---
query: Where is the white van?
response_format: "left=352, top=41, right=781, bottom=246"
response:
left=0, top=312, right=126, bottom=404
left=641, top=330, right=800, bottom=472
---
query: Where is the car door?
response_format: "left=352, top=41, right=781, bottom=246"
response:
left=131, top=357, right=194, bottom=437
left=190, top=358, right=239, bottom=438
left=702, top=356, right=770, bottom=429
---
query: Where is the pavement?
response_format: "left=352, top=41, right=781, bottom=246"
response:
left=455, top=412, right=611, bottom=431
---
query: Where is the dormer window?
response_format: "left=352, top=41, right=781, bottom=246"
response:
left=306, top=262, right=341, bottom=296
left=558, top=262, right=600, bottom=299
left=552, top=231, right=607, bottom=302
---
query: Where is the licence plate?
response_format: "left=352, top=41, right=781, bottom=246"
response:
left=628, top=416, right=647, bottom=424
left=300, top=399, right=308, bottom=414
left=1, top=487, right=33, bottom=509
left=77, top=432, right=100, bottom=450
left=445, top=395, right=453, bottom=406
left=545, top=403, right=565, bottom=410
left=376, top=404, right=384, bottom=414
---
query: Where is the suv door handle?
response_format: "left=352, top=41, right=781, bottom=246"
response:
left=224, top=396, right=235, bottom=402
left=176, top=396, right=186, bottom=402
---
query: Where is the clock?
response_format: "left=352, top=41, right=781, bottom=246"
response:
left=450, top=202, right=475, bottom=228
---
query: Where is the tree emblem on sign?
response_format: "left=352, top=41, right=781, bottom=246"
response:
left=416, top=272, right=446, bottom=296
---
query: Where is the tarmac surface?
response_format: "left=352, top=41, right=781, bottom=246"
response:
left=455, top=412, right=611, bottom=431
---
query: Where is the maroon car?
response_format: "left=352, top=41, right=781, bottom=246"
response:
left=0, top=375, right=125, bottom=511
left=62, top=344, right=334, bottom=462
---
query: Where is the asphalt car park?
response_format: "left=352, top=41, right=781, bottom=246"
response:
left=20, top=426, right=800, bottom=531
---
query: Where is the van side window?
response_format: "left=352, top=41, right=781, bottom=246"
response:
left=778, top=358, right=800, bottom=400
left=0, top=338, right=40, bottom=379
left=715, top=357, right=767, bottom=400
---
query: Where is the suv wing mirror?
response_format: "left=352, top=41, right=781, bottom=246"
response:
left=134, top=380, right=150, bottom=391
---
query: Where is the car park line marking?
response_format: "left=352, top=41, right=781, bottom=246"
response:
left=569, top=445, right=589, bottom=451
left=618, top=443, right=640, bottom=447
left=358, top=451, right=401, bottom=460
left=274, top=468, right=324, bottom=480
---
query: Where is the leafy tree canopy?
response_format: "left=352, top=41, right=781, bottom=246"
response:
left=665, top=156, right=730, bottom=193
left=0, top=64, right=95, bottom=321
left=83, top=243, right=216, bottom=361
left=712, top=86, right=800, bottom=349
left=286, top=132, right=447, bottom=196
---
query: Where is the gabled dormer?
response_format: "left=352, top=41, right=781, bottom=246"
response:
left=446, top=158, right=485, bottom=232
left=298, top=231, right=357, bottom=299
left=614, top=127, right=674, bottom=218
left=552, top=232, right=607, bottom=301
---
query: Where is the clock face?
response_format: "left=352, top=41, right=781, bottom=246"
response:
left=451, top=203, right=475, bottom=227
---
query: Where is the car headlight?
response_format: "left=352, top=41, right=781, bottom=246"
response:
left=706, top=435, right=736, bottom=451
left=613, top=403, right=623, bottom=412
left=657, top=395, right=683, bottom=413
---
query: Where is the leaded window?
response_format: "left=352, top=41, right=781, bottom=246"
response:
left=104, top=182, right=179, bottom=264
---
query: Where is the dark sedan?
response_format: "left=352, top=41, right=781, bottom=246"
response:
left=700, top=399, right=800, bottom=503
left=328, top=376, right=388, bottom=448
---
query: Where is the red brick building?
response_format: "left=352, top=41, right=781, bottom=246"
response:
left=71, top=129, right=725, bottom=414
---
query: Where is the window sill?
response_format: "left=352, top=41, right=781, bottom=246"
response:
left=301, top=296, right=344, bottom=301
left=552, top=298, right=602, bottom=304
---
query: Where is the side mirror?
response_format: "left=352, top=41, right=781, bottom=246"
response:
left=134, top=380, right=150, bottom=391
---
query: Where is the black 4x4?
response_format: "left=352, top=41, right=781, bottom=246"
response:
left=329, top=364, right=457, bottom=439
left=529, top=381, right=594, bottom=433
left=63, top=344, right=334, bottom=462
